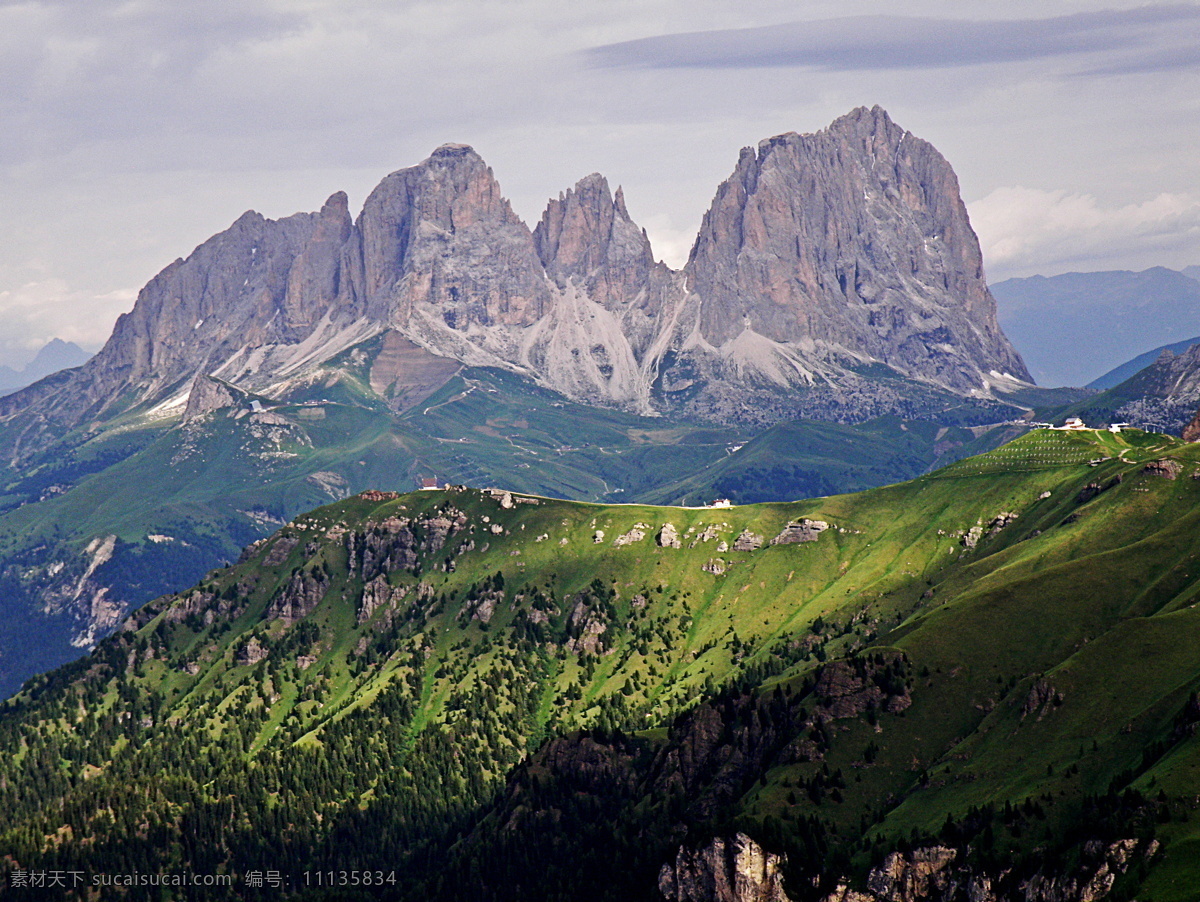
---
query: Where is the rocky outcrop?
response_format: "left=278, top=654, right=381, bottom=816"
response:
left=346, top=508, right=469, bottom=581
left=659, top=834, right=789, bottom=902
left=822, top=847, right=960, bottom=902
left=358, top=574, right=408, bottom=625
left=986, top=511, right=1018, bottom=536
left=813, top=658, right=912, bottom=720
left=32, top=534, right=130, bottom=650
left=267, top=567, right=330, bottom=624
left=733, top=530, right=763, bottom=552
left=1077, top=475, right=1122, bottom=504
left=182, top=374, right=244, bottom=420
left=262, top=534, right=300, bottom=566
left=236, top=636, right=269, bottom=666
left=358, top=490, right=401, bottom=502
left=771, top=519, right=828, bottom=545
left=460, top=586, right=505, bottom=626
left=564, top=598, right=609, bottom=655
left=1143, top=459, right=1182, bottom=479
left=961, top=526, right=983, bottom=549
left=1021, top=677, right=1064, bottom=720
left=821, top=839, right=1151, bottom=902
left=615, top=524, right=649, bottom=547
left=692, top=525, right=724, bottom=547
left=658, top=524, right=683, bottom=548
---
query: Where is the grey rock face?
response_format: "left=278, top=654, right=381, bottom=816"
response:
left=733, top=529, right=763, bottom=552
left=680, top=106, right=1027, bottom=407
left=659, top=833, right=790, bottom=902
left=657, top=523, right=682, bottom=548
left=236, top=637, right=269, bottom=667
left=820, top=839, right=1149, bottom=902
left=534, top=174, right=655, bottom=313
left=267, top=567, right=330, bottom=624
left=534, top=173, right=682, bottom=361
left=771, top=519, right=828, bottom=545
left=182, top=375, right=243, bottom=421
left=614, top=524, right=649, bottom=546
left=359, top=144, right=551, bottom=331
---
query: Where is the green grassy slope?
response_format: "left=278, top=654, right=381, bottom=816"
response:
left=1, top=428, right=1199, bottom=898
left=640, top=416, right=1028, bottom=505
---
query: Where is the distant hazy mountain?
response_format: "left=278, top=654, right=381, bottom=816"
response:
left=991, top=267, right=1200, bottom=387
left=0, top=338, right=91, bottom=396
left=1182, top=264, right=1200, bottom=283
left=1088, top=334, right=1200, bottom=389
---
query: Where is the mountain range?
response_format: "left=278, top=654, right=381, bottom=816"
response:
left=4, top=104, right=1200, bottom=902
left=1065, top=341, right=1200, bottom=435
left=0, top=105, right=1028, bottom=464
left=992, top=267, right=1200, bottom=388
left=0, top=339, right=91, bottom=397
left=1088, top=336, right=1200, bottom=391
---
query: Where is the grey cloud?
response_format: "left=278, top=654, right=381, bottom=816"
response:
left=586, top=5, right=1200, bottom=72
left=1073, top=42, right=1200, bottom=76
left=0, top=0, right=304, bottom=162
left=0, top=0, right=586, bottom=171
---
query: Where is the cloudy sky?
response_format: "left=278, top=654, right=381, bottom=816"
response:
left=2, top=0, right=1199, bottom=368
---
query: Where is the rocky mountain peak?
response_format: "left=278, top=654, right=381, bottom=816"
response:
left=533, top=173, right=655, bottom=304
left=684, top=104, right=1028, bottom=395
left=825, top=103, right=901, bottom=138
left=613, top=184, right=630, bottom=218
left=319, top=190, right=352, bottom=227
left=357, top=142, right=549, bottom=330
left=430, top=141, right=476, bottom=157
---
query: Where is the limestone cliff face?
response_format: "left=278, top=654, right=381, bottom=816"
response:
left=0, top=108, right=1031, bottom=458
left=527, top=173, right=687, bottom=409
left=817, top=839, right=1151, bottom=902
left=660, top=838, right=1151, bottom=902
left=533, top=173, right=680, bottom=356
left=0, top=192, right=361, bottom=457
left=682, top=106, right=1027, bottom=397
left=358, top=143, right=551, bottom=331
left=182, top=375, right=243, bottom=422
left=534, top=174, right=655, bottom=309
left=659, top=834, right=789, bottom=902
